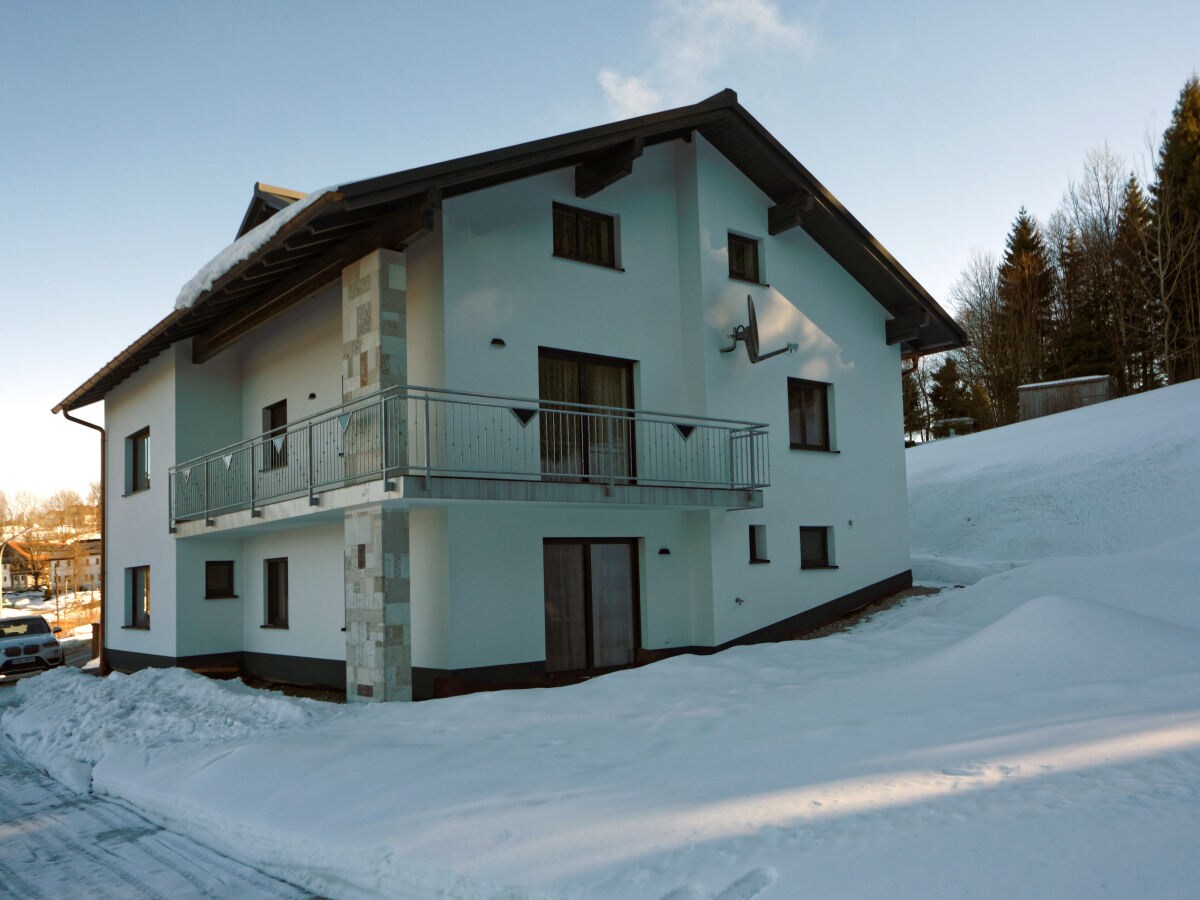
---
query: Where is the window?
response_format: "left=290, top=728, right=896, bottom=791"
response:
left=728, top=232, right=761, bottom=283
left=553, top=202, right=617, bottom=268
left=788, top=378, right=831, bottom=451
left=262, top=400, right=287, bottom=470
left=264, top=558, right=288, bottom=628
left=799, top=527, right=834, bottom=569
left=205, top=561, right=235, bottom=599
left=749, top=525, right=770, bottom=563
left=126, top=565, right=150, bottom=628
left=125, top=427, right=150, bottom=494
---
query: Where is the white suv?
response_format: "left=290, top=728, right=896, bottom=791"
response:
left=0, top=616, right=64, bottom=677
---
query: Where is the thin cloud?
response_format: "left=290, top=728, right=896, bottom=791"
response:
left=599, top=0, right=811, bottom=118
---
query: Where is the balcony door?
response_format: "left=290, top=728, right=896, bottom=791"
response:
left=538, top=349, right=634, bottom=482
left=543, top=539, right=639, bottom=673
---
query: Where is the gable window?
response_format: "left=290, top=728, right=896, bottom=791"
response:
left=126, top=565, right=150, bottom=628
left=788, top=378, right=831, bottom=451
left=125, top=427, right=150, bottom=494
left=264, top=557, right=288, bottom=628
left=749, top=524, right=770, bottom=563
left=553, top=202, right=617, bottom=269
left=799, top=527, right=835, bottom=569
left=728, top=233, right=761, bottom=283
left=262, top=400, right=287, bottom=470
left=205, top=560, right=236, bottom=599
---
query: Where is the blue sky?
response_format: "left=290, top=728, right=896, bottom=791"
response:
left=2, top=0, right=1197, bottom=498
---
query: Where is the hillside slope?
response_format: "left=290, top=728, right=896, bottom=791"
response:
left=908, top=379, right=1200, bottom=585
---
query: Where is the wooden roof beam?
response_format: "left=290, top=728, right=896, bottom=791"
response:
left=768, top=192, right=815, bottom=235
left=575, top=138, right=644, bottom=199
left=886, top=310, right=929, bottom=345
left=192, top=192, right=439, bottom=365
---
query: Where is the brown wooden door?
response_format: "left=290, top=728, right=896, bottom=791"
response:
left=543, top=539, right=638, bottom=673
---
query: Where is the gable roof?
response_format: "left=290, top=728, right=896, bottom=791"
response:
left=235, top=182, right=308, bottom=238
left=54, top=89, right=966, bottom=413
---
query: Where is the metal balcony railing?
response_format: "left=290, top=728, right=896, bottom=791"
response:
left=168, top=384, right=769, bottom=526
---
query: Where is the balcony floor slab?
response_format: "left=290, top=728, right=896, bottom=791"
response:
left=173, top=475, right=762, bottom=538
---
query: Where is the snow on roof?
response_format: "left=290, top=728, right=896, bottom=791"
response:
left=1017, top=374, right=1111, bottom=390
left=173, top=188, right=327, bottom=311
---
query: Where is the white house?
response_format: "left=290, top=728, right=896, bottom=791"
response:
left=55, top=91, right=965, bottom=701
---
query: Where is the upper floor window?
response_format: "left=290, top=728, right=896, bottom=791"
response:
left=728, top=232, right=761, bottom=283
left=788, top=378, right=831, bottom=451
left=553, top=202, right=616, bottom=269
left=125, top=427, right=150, bottom=494
left=262, top=400, right=287, bottom=470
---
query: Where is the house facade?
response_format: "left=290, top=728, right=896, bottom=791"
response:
left=56, top=91, right=964, bottom=700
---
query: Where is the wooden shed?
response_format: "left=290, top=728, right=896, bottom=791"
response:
left=1018, top=375, right=1112, bottom=421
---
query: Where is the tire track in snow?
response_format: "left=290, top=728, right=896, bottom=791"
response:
left=0, top=721, right=308, bottom=899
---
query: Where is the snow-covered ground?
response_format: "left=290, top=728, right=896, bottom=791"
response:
left=3, top=381, right=1200, bottom=898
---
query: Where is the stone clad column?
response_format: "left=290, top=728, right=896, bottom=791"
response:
left=342, top=249, right=411, bottom=701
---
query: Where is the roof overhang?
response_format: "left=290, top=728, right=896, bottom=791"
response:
left=55, top=89, right=966, bottom=413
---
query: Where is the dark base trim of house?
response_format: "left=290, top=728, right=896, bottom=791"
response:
left=105, top=648, right=343, bottom=691
left=105, top=570, right=912, bottom=700
left=413, top=569, right=913, bottom=700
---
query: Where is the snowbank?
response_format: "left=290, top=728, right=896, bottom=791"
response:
left=3, top=383, right=1199, bottom=898
left=173, top=189, right=327, bottom=310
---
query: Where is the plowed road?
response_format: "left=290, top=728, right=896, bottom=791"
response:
left=0, top=685, right=310, bottom=899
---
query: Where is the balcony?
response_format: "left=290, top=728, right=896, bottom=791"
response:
left=168, top=385, right=769, bottom=530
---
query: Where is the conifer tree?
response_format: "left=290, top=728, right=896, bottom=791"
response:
left=928, top=356, right=975, bottom=431
left=997, top=207, right=1056, bottom=386
left=1113, top=175, right=1160, bottom=391
left=1151, top=76, right=1200, bottom=382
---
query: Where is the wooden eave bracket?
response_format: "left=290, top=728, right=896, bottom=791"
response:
left=886, top=310, right=930, bottom=345
left=575, top=138, right=644, bottom=199
left=768, top=193, right=816, bottom=235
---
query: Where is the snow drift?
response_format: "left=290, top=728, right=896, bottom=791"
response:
left=4, top=381, right=1200, bottom=898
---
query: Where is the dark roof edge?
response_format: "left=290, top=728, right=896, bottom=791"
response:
left=722, top=102, right=966, bottom=344
left=53, top=191, right=341, bottom=414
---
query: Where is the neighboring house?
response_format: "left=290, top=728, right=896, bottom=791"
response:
left=46, top=538, right=102, bottom=594
left=1018, top=375, right=1112, bottom=421
left=54, top=90, right=965, bottom=701
left=2, top=542, right=38, bottom=592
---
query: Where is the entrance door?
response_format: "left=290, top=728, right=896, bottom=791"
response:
left=543, top=539, right=639, bottom=673
left=538, top=349, right=635, bottom=482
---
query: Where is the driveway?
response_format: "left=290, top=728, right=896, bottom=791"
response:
left=0, top=687, right=309, bottom=899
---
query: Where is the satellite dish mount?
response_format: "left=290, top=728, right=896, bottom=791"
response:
left=721, top=296, right=798, bottom=363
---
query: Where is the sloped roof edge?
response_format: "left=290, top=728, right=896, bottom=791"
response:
left=55, top=90, right=965, bottom=413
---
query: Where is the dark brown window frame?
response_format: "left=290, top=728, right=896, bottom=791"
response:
left=552, top=202, right=619, bottom=269
left=787, top=377, right=832, bottom=451
left=728, top=232, right=762, bottom=284
left=262, top=400, right=287, bottom=471
left=538, top=347, right=637, bottom=484
left=126, top=427, right=150, bottom=494
left=126, top=565, right=150, bottom=628
left=749, top=524, right=770, bottom=564
left=205, top=560, right=236, bottom=599
left=799, top=526, right=837, bottom=570
left=263, top=557, right=289, bottom=628
left=542, top=537, right=642, bottom=674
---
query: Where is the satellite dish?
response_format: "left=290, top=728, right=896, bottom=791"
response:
left=721, top=295, right=797, bottom=363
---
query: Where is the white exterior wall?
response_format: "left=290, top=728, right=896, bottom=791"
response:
left=237, top=281, right=343, bottom=437
left=241, top=522, right=344, bottom=663
left=691, top=136, right=910, bottom=644
left=105, top=347, right=179, bottom=658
